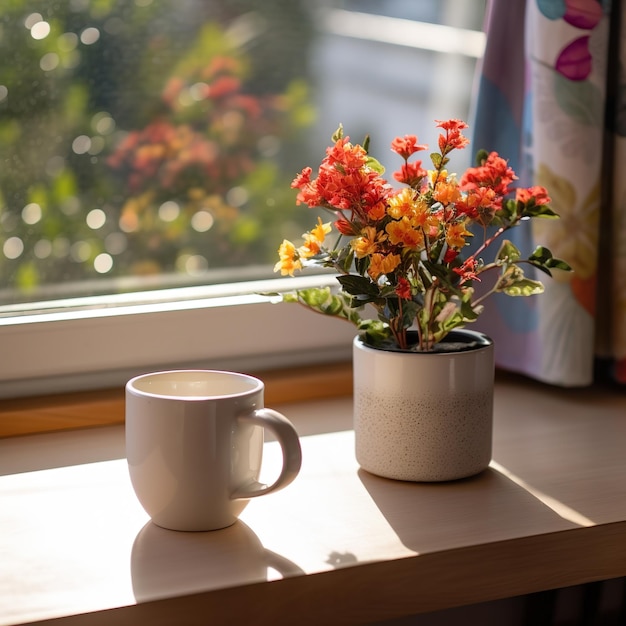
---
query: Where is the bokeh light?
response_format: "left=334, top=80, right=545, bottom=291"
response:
left=4, top=237, right=25, bottom=260
left=226, top=186, right=248, bottom=207
left=57, top=32, right=79, bottom=51
left=30, top=21, right=51, bottom=40
left=40, top=53, right=60, bottom=72
left=94, top=253, right=113, bottom=273
left=72, top=135, right=92, bottom=155
left=34, top=239, right=53, bottom=259
left=22, top=203, right=42, bottom=225
left=80, top=28, right=100, bottom=45
left=158, top=201, right=180, bottom=222
left=191, top=210, right=214, bottom=232
left=24, top=13, right=43, bottom=29
left=86, top=209, right=106, bottom=229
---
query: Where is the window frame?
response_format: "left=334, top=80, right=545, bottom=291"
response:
left=0, top=274, right=356, bottom=398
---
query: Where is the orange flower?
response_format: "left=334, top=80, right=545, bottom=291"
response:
left=433, top=179, right=461, bottom=206
left=445, top=221, right=472, bottom=249
left=351, top=226, right=384, bottom=258
left=386, top=217, right=424, bottom=249
left=368, top=253, right=401, bottom=280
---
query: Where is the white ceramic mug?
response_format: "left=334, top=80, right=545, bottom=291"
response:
left=126, top=370, right=302, bottom=531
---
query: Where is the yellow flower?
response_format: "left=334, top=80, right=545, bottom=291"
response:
left=310, top=217, right=332, bottom=242
left=387, top=188, right=417, bottom=219
left=274, top=239, right=302, bottom=276
left=350, top=226, right=384, bottom=258
left=368, top=252, right=401, bottom=280
left=299, top=218, right=332, bottom=259
left=386, top=217, right=424, bottom=250
left=445, top=221, right=472, bottom=249
left=428, top=168, right=448, bottom=185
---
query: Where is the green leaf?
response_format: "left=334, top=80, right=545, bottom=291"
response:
left=331, top=124, right=344, bottom=142
left=501, top=278, right=545, bottom=296
left=496, top=239, right=521, bottom=263
left=430, top=152, right=442, bottom=169
left=521, top=203, right=560, bottom=218
left=336, top=274, right=379, bottom=297
left=358, top=319, right=391, bottom=345
left=298, top=287, right=333, bottom=308
left=528, top=246, right=573, bottom=274
left=499, top=198, right=518, bottom=221
left=475, top=149, right=489, bottom=166
left=365, top=155, right=385, bottom=174
left=495, top=264, right=545, bottom=296
left=363, top=134, right=370, bottom=153
left=354, top=254, right=369, bottom=276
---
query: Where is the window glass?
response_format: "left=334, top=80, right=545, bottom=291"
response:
left=0, top=0, right=485, bottom=308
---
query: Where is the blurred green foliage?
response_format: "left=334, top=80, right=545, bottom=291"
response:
left=0, top=0, right=315, bottom=301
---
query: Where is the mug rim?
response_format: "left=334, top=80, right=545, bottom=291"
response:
left=126, top=369, right=263, bottom=400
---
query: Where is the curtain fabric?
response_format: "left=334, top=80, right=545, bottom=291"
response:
left=471, top=0, right=625, bottom=386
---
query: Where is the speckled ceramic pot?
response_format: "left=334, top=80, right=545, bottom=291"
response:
left=353, top=330, right=494, bottom=482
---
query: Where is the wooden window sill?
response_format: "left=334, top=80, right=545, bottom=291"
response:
left=0, top=363, right=353, bottom=438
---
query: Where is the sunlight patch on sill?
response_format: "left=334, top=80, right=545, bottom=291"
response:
left=491, top=460, right=595, bottom=528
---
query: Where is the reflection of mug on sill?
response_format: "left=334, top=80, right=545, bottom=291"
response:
left=131, top=520, right=305, bottom=602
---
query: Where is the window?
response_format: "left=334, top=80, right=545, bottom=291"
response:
left=0, top=0, right=486, bottom=397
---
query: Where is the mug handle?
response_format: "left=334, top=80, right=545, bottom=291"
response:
left=231, top=408, right=302, bottom=500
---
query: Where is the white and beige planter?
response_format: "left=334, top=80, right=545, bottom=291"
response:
left=353, top=330, right=494, bottom=482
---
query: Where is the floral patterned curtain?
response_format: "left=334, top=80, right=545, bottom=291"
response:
left=471, top=0, right=625, bottom=386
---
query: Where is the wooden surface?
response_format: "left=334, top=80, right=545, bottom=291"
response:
left=0, top=362, right=353, bottom=438
left=1, top=377, right=626, bottom=625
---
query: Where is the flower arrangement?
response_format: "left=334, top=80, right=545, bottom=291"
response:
left=274, top=119, right=571, bottom=352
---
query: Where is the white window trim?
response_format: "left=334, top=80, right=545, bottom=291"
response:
left=0, top=274, right=357, bottom=398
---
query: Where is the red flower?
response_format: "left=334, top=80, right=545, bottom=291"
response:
left=390, top=135, right=428, bottom=159
left=516, top=186, right=551, bottom=205
left=435, top=119, right=469, bottom=153
left=453, top=258, right=481, bottom=284
left=395, top=277, right=412, bottom=299
left=393, top=161, right=427, bottom=187
left=435, top=119, right=469, bottom=133
left=291, top=167, right=312, bottom=190
left=460, top=151, right=517, bottom=198
left=443, top=248, right=459, bottom=264
left=456, top=187, right=497, bottom=220
left=335, top=217, right=357, bottom=236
